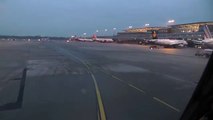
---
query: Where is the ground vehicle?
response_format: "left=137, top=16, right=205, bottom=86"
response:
left=66, top=40, right=70, bottom=43
left=195, top=49, right=213, bottom=58
left=149, top=45, right=159, bottom=49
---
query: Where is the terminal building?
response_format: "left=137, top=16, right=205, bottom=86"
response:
left=115, top=21, right=213, bottom=43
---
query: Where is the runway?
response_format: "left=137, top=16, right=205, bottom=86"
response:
left=0, top=40, right=208, bottom=120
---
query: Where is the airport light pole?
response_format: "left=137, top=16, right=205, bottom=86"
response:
left=128, top=26, right=133, bottom=29
left=145, top=24, right=150, bottom=27
left=83, top=33, right=87, bottom=38
left=167, top=19, right=175, bottom=26
left=71, top=35, right=74, bottom=40
left=113, top=28, right=117, bottom=36
left=96, top=30, right=99, bottom=36
left=104, top=29, right=108, bottom=36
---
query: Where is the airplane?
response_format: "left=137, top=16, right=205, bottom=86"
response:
left=69, top=36, right=94, bottom=42
left=191, top=40, right=203, bottom=48
left=202, top=38, right=213, bottom=48
left=146, top=31, right=188, bottom=48
left=201, top=25, right=213, bottom=49
left=92, top=34, right=113, bottom=43
left=77, top=38, right=94, bottom=42
left=154, top=39, right=188, bottom=48
left=195, top=25, right=213, bottom=57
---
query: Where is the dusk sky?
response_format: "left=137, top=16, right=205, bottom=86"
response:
left=0, top=0, right=212, bottom=37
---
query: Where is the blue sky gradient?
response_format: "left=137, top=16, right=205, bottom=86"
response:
left=0, top=0, right=212, bottom=36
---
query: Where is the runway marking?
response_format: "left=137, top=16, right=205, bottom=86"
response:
left=54, top=48, right=107, bottom=120
left=97, top=109, right=101, bottom=120
left=100, top=69, right=146, bottom=94
left=54, top=47, right=180, bottom=115
left=153, top=97, right=180, bottom=112
left=111, top=75, right=124, bottom=82
left=91, top=73, right=107, bottom=120
left=128, top=84, right=146, bottom=94
left=85, top=62, right=93, bottom=67
left=83, top=62, right=90, bottom=70
left=81, top=62, right=107, bottom=120
left=100, top=69, right=180, bottom=112
left=100, top=69, right=110, bottom=75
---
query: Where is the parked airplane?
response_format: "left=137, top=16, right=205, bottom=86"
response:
left=154, top=39, right=188, bottom=48
left=146, top=31, right=188, bottom=48
left=92, top=34, right=113, bottom=43
left=202, top=25, right=213, bottom=49
left=77, top=38, right=94, bottom=42
left=195, top=25, right=213, bottom=58
left=69, top=36, right=93, bottom=42
left=147, top=39, right=187, bottom=48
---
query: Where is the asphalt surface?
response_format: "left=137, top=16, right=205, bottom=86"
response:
left=0, top=40, right=209, bottom=120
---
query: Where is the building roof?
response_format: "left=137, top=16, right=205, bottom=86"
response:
left=124, top=27, right=168, bottom=33
left=123, top=21, right=213, bottom=33
left=171, top=21, right=213, bottom=26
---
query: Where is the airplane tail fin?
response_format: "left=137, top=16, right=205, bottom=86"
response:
left=203, top=25, right=212, bottom=39
left=151, top=31, right=158, bottom=39
left=92, top=34, right=97, bottom=40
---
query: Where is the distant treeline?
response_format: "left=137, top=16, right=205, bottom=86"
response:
left=0, top=35, right=69, bottom=40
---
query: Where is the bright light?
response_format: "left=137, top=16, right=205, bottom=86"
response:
left=145, top=24, right=150, bottom=27
left=128, top=26, right=133, bottom=29
left=168, top=19, right=175, bottom=23
left=113, top=28, right=117, bottom=30
left=105, top=29, right=108, bottom=32
left=96, top=30, right=99, bottom=33
left=83, top=33, right=87, bottom=35
left=71, top=36, right=74, bottom=38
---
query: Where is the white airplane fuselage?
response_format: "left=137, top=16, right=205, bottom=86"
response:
left=149, top=39, right=188, bottom=48
left=94, top=38, right=113, bottom=43
left=202, top=38, right=213, bottom=49
left=78, top=38, right=94, bottom=42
